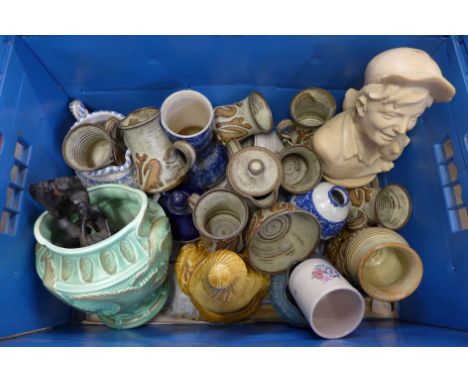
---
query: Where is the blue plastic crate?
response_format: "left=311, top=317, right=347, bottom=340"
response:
left=0, top=36, right=467, bottom=346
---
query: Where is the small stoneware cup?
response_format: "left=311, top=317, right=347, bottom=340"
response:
left=277, top=88, right=336, bottom=147
left=278, top=145, right=322, bottom=195
left=214, top=91, right=273, bottom=144
left=62, top=123, right=115, bottom=172
left=288, top=258, right=365, bottom=339
left=326, top=227, right=423, bottom=302
left=188, top=189, right=249, bottom=252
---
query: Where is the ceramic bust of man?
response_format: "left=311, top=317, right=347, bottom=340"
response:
left=312, top=47, right=456, bottom=188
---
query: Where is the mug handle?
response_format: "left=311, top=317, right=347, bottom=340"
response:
left=187, top=193, right=201, bottom=211
left=69, top=100, right=90, bottom=121
left=277, top=119, right=296, bottom=146
left=225, top=139, right=242, bottom=158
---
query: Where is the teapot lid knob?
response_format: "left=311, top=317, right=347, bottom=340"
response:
left=248, top=159, right=265, bottom=175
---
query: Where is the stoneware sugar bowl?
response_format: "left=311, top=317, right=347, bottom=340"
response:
left=33, top=184, right=172, bottom=329
left=291, top=181, right=350, bottom=240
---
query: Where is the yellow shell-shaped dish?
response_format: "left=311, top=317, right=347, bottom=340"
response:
left=176, top=242, right=270, bottom=323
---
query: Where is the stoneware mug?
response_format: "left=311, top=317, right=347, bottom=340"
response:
left=277, top=88, right=336, bottom=147
left=288, top=258, right=365, bottom=339
left=160, top=90, right=228, bottom=190
left=66, top=100, right=137, bottom=188
left=188, top=188, right=249, bottom=252
left=118, top=107, right=196, bottom=194
left=214, top=91, right=273, bottom=144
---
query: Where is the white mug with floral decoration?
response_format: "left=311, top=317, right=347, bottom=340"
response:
left=288, top=258, right=365, bottom=339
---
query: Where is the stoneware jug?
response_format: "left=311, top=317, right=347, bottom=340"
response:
left=33, top=184, right=172, bottom=329
left=214, top=91, right=273, bottom=144
left=291, top=182, right=350, bottom=240
left=176, top=242, right=270, bottom=323
left=67, top=100, right=137, bottom=188
left=119, top=107, right=196, bottom=194
left=160, top=90, right=228, bottom=190
left=326, top=227, right=423, bottom=302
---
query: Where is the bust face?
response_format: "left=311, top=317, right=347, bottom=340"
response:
left=358, top=92, right=431, bottom=147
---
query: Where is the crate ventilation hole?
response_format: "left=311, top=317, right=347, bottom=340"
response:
left=435, top=137, right=468, bottom=232
left=0, top=138, right=30, bottom=235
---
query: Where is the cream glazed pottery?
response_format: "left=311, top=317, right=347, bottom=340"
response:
left=288, top=258, right=365, bottom=339
left=326, top=227, right=423, bottom=302
left=67, top=100, right=137, bottom=188
left=312, top=48, right=456, bottom=188
left=291, top=182, right=350, bottom=240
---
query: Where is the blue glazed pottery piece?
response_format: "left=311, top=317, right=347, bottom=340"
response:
left=160, top=184, right=203, bottom=243
left=160, top=90, right=228, bottom=190
left=269, top=270, right=308, bottom=328
left=290, top=182, right=350, bottom=240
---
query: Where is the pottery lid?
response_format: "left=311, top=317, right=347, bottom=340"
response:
left=187, top=249, right=268, bottom=314
left=227, top=147, right=282, bottom=197
left=119, top=107, right=160, bottom=130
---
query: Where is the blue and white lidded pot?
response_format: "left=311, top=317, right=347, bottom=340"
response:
left=290, top=182, right=350, bottom=240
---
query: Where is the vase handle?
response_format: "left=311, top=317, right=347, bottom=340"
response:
left=277, top=119, right=296, bottom=146
left=69, top=100, right=90, bottom=121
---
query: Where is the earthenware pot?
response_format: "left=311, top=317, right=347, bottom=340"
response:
left=187, top=188, right=249, bottom=252
left=119, top=106, right=196, bottom=194
left=160, top=90, right=228, bottom=190
left=176, top=242, right=270, bottom=323
left=291, top=182, right=350, bottom=240
left=214, top=91, right=273, bottom=144
left=246, top=202, right=321, bottom=274
left=159, top=184, right=203, bottom=243
left=278, top=145, right=322, bottom=195
left=326, top=227, right=423, bottom=302
left=288, top=258, right=365, bottom=339
left=277, top=88, right=336, bottom=146
left=227, top=142, right=283, bottom=208
left=33, top=184, right=172, bottom=329
left=348, top=184, right=412, bottom=230
left=67, top=100, right=137, bottom=188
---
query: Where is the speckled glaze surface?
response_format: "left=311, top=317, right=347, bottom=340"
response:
left=279, top=145, right=322, bottom=195
left=161, top=90, right=227, bottom=190
left=68, top=100, right=137, bottom=188
left=119, top=107, right=196, bottom=194
left=246, top=202, right=321, bottom=274
left=227, top=146, right=283, bottom=208
left=33, top=184, right=172, bottom=329
left=214, top=91, right=273, bottom=144
left=291, top=182, right=350, bottom=240
left=326, top=227, right=423, bottom=302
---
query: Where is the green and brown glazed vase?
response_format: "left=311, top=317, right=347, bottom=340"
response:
left=33, top=184, right=172, bottom=329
